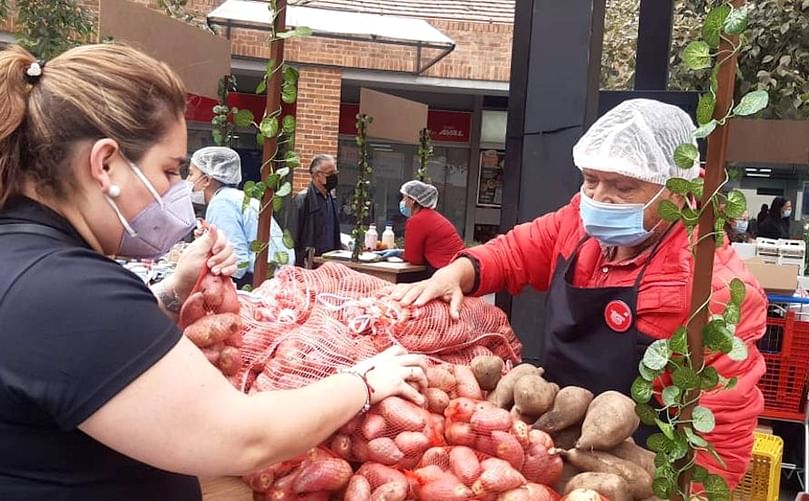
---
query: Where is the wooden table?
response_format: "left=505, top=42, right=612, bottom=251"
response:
left=200, top=476, right=253, bottom=500
left=313, top=255, right=428, bottom=284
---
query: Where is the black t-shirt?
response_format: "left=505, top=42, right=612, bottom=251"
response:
left=0, top=197, right=201, bottom=500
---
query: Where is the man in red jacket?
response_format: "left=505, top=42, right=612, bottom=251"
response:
left=394, top=99, right=766, bottom=488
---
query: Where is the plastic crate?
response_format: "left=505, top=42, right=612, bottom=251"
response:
left=733, top=432, right=784, bottom=501
left=758, top=307, right=809, bottom=422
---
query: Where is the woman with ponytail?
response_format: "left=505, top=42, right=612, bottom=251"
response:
left=0, top=44, right=426, bottom=500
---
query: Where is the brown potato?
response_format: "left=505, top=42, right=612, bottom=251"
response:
left=576, top=391, right=639, bottom=451
left=534, top=386, right=594, bottom=434
left=486, top=363, right=539, bottom=409
left=471, top=355, right=504, bottom=391
left=609, top=439, right=656, bottom=480
left=564, top=473, right=632, bottom=501
left=550, top=424, right=582, bottom=451
left=561, top=449, right=653, bottom=499
left=513, top=375, right=558, bottom=418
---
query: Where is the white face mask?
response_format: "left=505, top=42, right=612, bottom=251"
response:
left=191, top=188, right=205, bottom=205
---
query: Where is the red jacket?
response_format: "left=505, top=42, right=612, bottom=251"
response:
left=464, top=194, right=766, bottom=488
left=404, top=208, right=465, bottom=269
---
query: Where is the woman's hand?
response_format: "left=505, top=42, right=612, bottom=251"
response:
left=355, top=346, right=428, bottom=406
left=391, top=264, right=472, bottom=320
left=172, top=224, right=237, bottom=300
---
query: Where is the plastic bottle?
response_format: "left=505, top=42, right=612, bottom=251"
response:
left=382, top=224, right=396, bottom=249
left=365, top=224, right=378, bottom=251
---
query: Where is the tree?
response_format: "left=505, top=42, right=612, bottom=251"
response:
left=158, top=0, right=213, bottom=33
left=0, top=0, right=95, bottom=59
left=601, top=0, right=809, bottom=119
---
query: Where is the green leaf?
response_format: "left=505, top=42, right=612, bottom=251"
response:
left=682, top=207, right=700, bottom=227
left=725, top=190, right=747, bottom=219
left=703, top=4, right=731, bottom=49
left=723, top=5, right=749, bottom=35
left=638, top=360, right=661, bottom=382
left=694, top=119, right=718, bottom=139
left=255, top=78, right=267, bottom=95
left=693, top=405, right=716, bottom=433
left=683, top=41, right=712, bottom=70
left=631, top=377, right=653, bottom=404
left=673, top=366, right=701, bottom=390
left=249, top=239, right=265, bottom=253
left=272, top=195, right=284, bottom=212
left=276, top=181, right=292, bottom=198
left=733, top=89, right=769, bottom=116
left=654, top=452, right=668, bottom=469
left=282, top=64, right=299, bottom=83
left=655, top=418, right=675, bottom=440
left=647, top=433, right=670, bottom=453
left=697, top=93, right=717, bottom=125
left=284, top=150, right=301, bottom=169
left=266, top=173, right=280, bottom=190
left=701, top=366, right=719, bottom=389
left=704, top=319, right=734, bottom=353
left=662, top=385, right=681, bottom=407
left=730, top=278, right=746, bottom=306
left=691, top=179, right=704, bottom=200
left=685, top=426, right=709, bottom=447
left=666, top=177, right=691, bottom=195
left=282, top=229, right=294, bottom=249
left=281, top=82, right=298, bottom=104
left=670, top=431, right=689, bottom=460
left=234, top=109, right=254, bottom=128
left=275, top=167, right=290, bottom=179
left=294, top=26, right=313, bottom=37
left=723, top=303, right=740, bottom=325
left=260, top=116, right=279, bottom=138
left=693, top=465, right=709, bottom=482
left=652, top=478, right=673, bottom=499
left=278, top=26, right=313, bottom=39
left=282, top=115, right=296, bottom=135
left=674, top=143, right=699, bottom=169
left=710, top=64, right=721, bottom=94
left=669, top=326, right=688, bottom=354
left=725, top=376, right=738, bottom=390
left=273, top=250, right=289, bottom=265
left=704, top=473, right=731, bottom=500
left=636, top=402, right=658, bottom=426
left=237, top=261, right=249, bottom=270
left=256, top=132, right=265, bottom=147
left=211, top=129, right=224, bottom=146
left=658, top=200, right=682, bottom=222
left=728, top=336, right=749, bottom=362
left=643, top=339, right=671, bottom=371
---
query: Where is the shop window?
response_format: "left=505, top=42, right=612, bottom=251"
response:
left=336, top=138, right=469, bottom=240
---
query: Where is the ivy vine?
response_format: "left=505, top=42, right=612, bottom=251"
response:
left=351, top=113, right=374, bottom=262
left=633, top=3, right=769, bottom=500
left=416, top=128, right=433, bottom=183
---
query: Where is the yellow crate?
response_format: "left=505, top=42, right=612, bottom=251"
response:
left=733, top=431, right=784, bottom=501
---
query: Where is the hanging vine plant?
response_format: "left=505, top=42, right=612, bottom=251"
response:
left=416, top=127, right=433, bottom=183
left=351, top=113, right=374, bottom=262
left=211, top=74, right=255, bottom=147
left=631, top=2, right=769, bottom=500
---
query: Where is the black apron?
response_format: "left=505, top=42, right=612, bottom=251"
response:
left=540, top=235, right=665, bottom=444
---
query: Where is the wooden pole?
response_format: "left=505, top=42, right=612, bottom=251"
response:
left=253, top=0, right=287, bottom=288
left=677, top=0, right=743, bottom=496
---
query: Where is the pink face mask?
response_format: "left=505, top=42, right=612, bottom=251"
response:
left=106, top=160, right=195, bottom=259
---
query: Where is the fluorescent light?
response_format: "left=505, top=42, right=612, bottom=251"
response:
left=745, top=168, right=758, bottom=172
left=760, top=168, right=772, bottom=173
left=746, top=173, right=770, bottom=178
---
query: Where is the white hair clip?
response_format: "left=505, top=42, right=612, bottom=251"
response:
left=24, top=60, right=45, bottom=84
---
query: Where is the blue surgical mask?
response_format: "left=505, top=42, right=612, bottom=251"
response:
left=399, top=200, right=412, bottom=218
left=783, top=209, right=792, bottom=218
left=734, top=220, right=749, bottom=234
left=579, top=187, right=665, bottom=247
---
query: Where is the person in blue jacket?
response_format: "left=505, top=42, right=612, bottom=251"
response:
left=188, top=147, right=293, bottom=286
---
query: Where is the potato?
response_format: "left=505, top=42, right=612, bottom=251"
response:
left=564, top=473, right=632, bottom=501
left=453, top=365, right=484, bottom=399
left=513, top=375, right=558, bottom=417
left=449, top=446, right=482, bottom=485
left=562, top=488, right=609, bottom=501
left=551, top=425, right=582, bottom=451
left=345, top=475, right=372, bottom=501
left=554, top=462, right=582, bottom=494
left=217, top=346, right=242, bottom=376
left=179, top=291, right=207, bottom=328
left=293, top=458, right=353, bottom=493
left=534, top=386, right=593, bottom=434
left=609, top=439, right=656, bottom=480
left=183, top=312, right=241, bottom=347
left=576, top=391, right=639, bottom=451
left=427, top=367, right=457, bottom=393
left=425, top=388, right=451, bottom=414
left=471, top=355, right=504, bottom=391
left=487, top=363, right=540, bottom=409
left=367, top=438, right=405, bottom=466
left=561, top=449, right=653, bottom=499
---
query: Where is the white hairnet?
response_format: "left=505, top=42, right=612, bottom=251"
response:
left=401, top=180, right=438, bottom=209
left=572, top=99, right=699, bottom=185
left=191, top=147, right=242, bottom=185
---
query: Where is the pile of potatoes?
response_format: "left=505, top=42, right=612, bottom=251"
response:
left=470, top=357, right=659, bottom=501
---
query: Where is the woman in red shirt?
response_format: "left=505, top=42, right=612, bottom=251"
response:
left=397, top=180, right=465, bottom=270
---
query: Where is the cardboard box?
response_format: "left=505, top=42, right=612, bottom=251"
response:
left=744, top=257, right=799, bottom=294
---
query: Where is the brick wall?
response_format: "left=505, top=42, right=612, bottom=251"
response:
left=292, top=66, right=342, bottom=192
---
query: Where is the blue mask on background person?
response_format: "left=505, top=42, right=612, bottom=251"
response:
left=399, top=200, right=411, bottom=218
left=579, top=186, right=665, bottom=247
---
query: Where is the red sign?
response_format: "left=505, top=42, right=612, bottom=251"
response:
left=338, top=103, right=471, bottom=144
left=604, top=300, right=633, bottom=333
left=185, top=92, right=296, bottom=124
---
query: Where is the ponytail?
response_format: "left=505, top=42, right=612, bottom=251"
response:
left=0, top=46, right=36, bottom=208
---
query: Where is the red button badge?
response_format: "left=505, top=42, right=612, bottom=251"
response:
left=604, top=300, right=633, bottom=333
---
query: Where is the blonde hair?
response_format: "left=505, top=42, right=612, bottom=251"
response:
left=0, top=44, right=187, bottom=208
